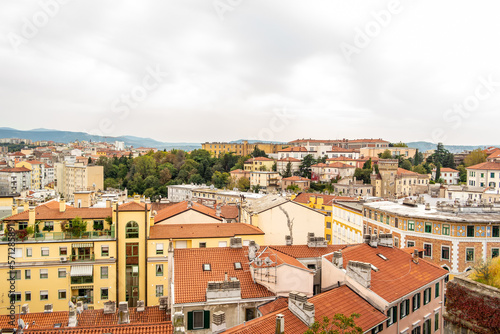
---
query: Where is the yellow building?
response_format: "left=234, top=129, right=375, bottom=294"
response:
left=202, top=141, right=288, bottom=157
left=16, top=160, right=43, bottom=190
left=55, top=162, right=104, bottom=201
left=243, top=157, right=275, bottom=171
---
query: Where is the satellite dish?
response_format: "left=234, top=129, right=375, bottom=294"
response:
left=264, top=257, right=273, bottom=266
left=18, top=318, right=26, bottom=329
left=254, top=258, right=262, bottom=266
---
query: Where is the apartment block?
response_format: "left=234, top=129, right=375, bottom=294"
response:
left=55, top=162, right=104, bottom=201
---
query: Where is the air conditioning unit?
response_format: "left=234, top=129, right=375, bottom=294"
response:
left=60, top=256, right=68, bottom=263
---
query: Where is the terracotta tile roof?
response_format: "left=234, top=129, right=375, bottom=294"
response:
left=118, top=201, right=150, bottom=211
left=10, top=152, right=26, bottom=156
left=149, top=223, right=264, bottom=239
left=487, top=149, right=500, bottom=159
left=154, top=201, right=221, bottom=223
left=433, top=167, right=459, bottom=173
left=326, top=157, right=356, bottom=161
left=230, top=168, right=247, bottom=173
left=326, top=162, right=355, bottom=168
left=311, top=163, right=328, bottom=168
left=349, top=138, right=389, bottom=143
left=288, top=139, right=338, bottom=144
left=226, top=285, right=387, bottom=334
left=251, top=247, right=309, bottom=270
left=0, top=167, right=31, bottom=173
left=279, top=147, right=309, bottom=152
left=26, top=160, right=43, bottom=165
left=293, top=193, right=358, bottom=206
left=327, top=147, right=357, bottom=153
left=282, top=176, right=310, bottom=181
left=324, top=243, right=447, bottom=303
left=397, top=168, right=419, bottom=176
left=467, top=161, right=500, bottom=171
left=150, top=202, right=177, bottom=212
left=244, top=157, right=275, bottom=163
left=278, top=157, right=301, bottom=162
left=3, top=201, right=112, bottom=221
left=221, top=205, right=239, bottom=219
left=174, top=247, right=275, bottom=304
left=0, top=306, right=171, bottom=333
left=258, top=297, right=289, bottom=316
left=269, top=244, right=348, bottom=259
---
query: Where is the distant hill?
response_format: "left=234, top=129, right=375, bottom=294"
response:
left=0, top=128, right=201, bottom=151
left=407, top=141, right=493, bottom=153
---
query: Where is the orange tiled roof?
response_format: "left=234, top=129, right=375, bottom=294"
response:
left=269, top=244, right=348, bottom=259
left=257, top=297, right=289, bottom=316
left=0, top=167, right=31, bottom=173
left=226, top=285, right=387, bottom=333
left=154, top=201, right=221, bottom=223
left=487, top=149, right=500, bottom=159
left=282, top=176, right=310, bottom=181
left=3, top=201, right=111, bottom=221
left=467, top=161, right=500, bottom=171
left=433, top=167, right=458, bottom=173
left=277, top=157, right=301, bottom=162
left=244, top=157, right=275, bottom=163
left=221, top=205, right=239, bottom=219
left=251, top=247, right=309, bottom=270
left=174, top=247, right=275, bottom=304
left=326, top=157, right=356, bottom=161
left=311, top=163, right=328, bottom=168
left=324, top=243, right=447, bottom=303
left=278, top=147, right=309, bottom=152
left=327, top=147, right=357, bottom=153
left=397, top=168, right=419, bottom=176
left=349, top=138, right=389, bottom=143
left=327, top=162, right=355, bottom=168
left=118, top=201, right=150, bottom=211
left=149, top=223, right=264, bottom=239
left=293, top=193, right=358, bottom=206
left=26, top=160, right=43, bottom=164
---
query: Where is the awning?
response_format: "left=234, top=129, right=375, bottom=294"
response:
left=71, top=285, right=93, bottom=290
left=70, top=265, right=93, bottom=277
left=72, top=243, right=93, bottom=248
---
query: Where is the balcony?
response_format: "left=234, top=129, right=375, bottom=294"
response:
left=70, top=254, right=95, bottom=262
left=1, top=229, right=115, bottom=243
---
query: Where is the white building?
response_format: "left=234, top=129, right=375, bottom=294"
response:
left=466, top=162, right=500, bottom=190
left=0, top=167, right=32, bottom=194
left=432, top=167, right=459, bottom=185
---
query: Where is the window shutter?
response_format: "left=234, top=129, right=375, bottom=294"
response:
left=400, top=303, right=403, bottom=319
left=204, top=310, right=210, bottom=329
left=187, top=311, right=193, bottom=330
left=406, top=299, right=410, bottom=316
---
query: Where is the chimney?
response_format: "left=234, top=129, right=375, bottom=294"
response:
left=68, top=306, right=77, bottom=327
left=363, top=234, right=371, bottom=244
left=187, top=200, right=192, bottom=208
left=216, top=204, right=221, bottom=217
left=288, top=292, right=315, bottom=326
left=44, top=304, right=53, bottom=313
left=23, top=201, right=29, bottom=211
left=158, top=296, right=169, bottom=311
left=28, top=207, right=36, bottom=225
left=285, top=235, right=292, bottom=246
left=212, top=311, right=226, bottom=333
left=275, top=314, right=285, bottom=334
left=378, top=233, right=393, bottom=248
left=76, top=301, right=83, bottom=314
left=21, top=304, right=29, bottom=314
left=103, top=301, right=116, bottom=314
left=230, top=237, right=242, bottom=249
left=11, top=204, right=18, bottom=216
left=332, top=251, right=343, bottom=268
left=59, top=199, right=66, bottom=212
left=425, top=202, right=431, bottom=210
left=248, top=241, right=259, bottom=261
left=369, top=234, right=378, bottom=248
left=173, top=312, right=186, bottom=334
left=206, top=279, right=241, bottom=300
left=346, top=261, right=371, bottom=288
left=136, top=300, right=145, bottom=312
left=307, top=232, right=327, bottom=248
left=412, top=249, right=420, bottom=264
left=133, top=195, right=141, bottom=203
left=106, top=199, right=111, bottom=208
left=118, top=302, right=130, bottom=324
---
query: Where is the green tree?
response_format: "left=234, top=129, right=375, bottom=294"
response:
left=434, top=163, right=441, bottom=181
left=412, top=164, right=427, bottom=174
left=413, top=149, right=423, bottom=166
left=362, top=158, right=372, bottom=170
left=212, top=171, right=230, bottom=189
left=353, top=168, right=372, bottom=184
left=428, top=143, right=455, bottom=168
left=457, top=165, right=467, bottom=183
left=287, top=184, right=300, bottom=193
left=282, top=162, right=292, bottom=178
left=380, top=150, right=393, bottom=159
left=251, top=145, right=268, bottom=158
left=237, top=177, right=250, bottom=191
left=306, top=313, right=362, bottom=334
left=188, top=173, right=205, bottom=184
left=87, top=156, right=92, bottom=164
left=104, top=177, right=120, bottom=190
left=251, top=184, right=261, bottom=193
left=391, top=142, right=408, bottom=147
left=299, top=154, right=316, bottom=179
left=400, top=159, right=412, bottom=171
left=464, top=148, right=487, bottom=167
left=70, top=217, right=87, bottom=237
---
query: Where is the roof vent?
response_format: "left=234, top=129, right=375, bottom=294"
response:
left=230, top=237, right=242, bottom=249
left=136, top=300, right=145, bottom=312
left=44, top=304, right=53, bottom=313
left=103, top=300, right=116, bottom=314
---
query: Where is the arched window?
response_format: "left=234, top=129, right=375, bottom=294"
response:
left=125, top=221, right=139, bottom=238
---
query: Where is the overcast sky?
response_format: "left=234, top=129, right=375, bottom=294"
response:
left=1, top=0, right=500, bottom=145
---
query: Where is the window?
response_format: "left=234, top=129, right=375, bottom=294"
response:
left=41, top=247, right=49, bottom=256
left=326, top=222, right=331, bottom=229
left=326, top=234, right=331, bottom=241
left=156, top=243, right=164, bottom=255
left=441, top=246, right=450, bottom=260
left=435, top=282, right=440, bottom=298
left=442, top=224, right=450, bottom=235
left=156, top=264, right=163, bottom=276
left=234, top=262, right=242, bottom=270
left=10, top=292, right=21, bottom=303
left=12, top=248, right=22, bottom=258
left=199, top=242, right=206, bottom=248
left=25, top=291, right=31, bottom=301
left=58, top=268, right=66, bottom=278
left=44, top=221, right=54, bottom=231
left=58, top=290, right=66, bottom=299
left=101, top=288, right=109, bottom=300
left=423, top=287, right=431, bottom=305
left=10, top=270, right=21, bottom=280
left=156, top=285, right=163, bottom=297
left=19, top=221, right=28, bottom=230
left=25, top=269, right=31, bottom=280
left=424, top=243, right=432, bottom=258
left=387, top=306, right=397, bottom=327
left=40, top=290, right=48, bottom=300
left=466, top=248, right=474, bottom=262
left=407, top=220, right=415, bottom=231
left=125, top=221, right=139, bottom=238
left=423, top=319, right=431, bottom=334
left=407, top=240, right=415, bottom=248
left=101, top=245, right=109, bottom=257
left=203, top=264, right=211, bottom=271
left=412, top=326, right=421, bottom=334
left=59, top=247, right=67, bottom=256
left=412, top=292, right=421, bottom=311
left=394, top=237, right=399, bottom=248
left=371, top=324, right=383, bottom=334
left=492, top=248, right=499, bottom=258
left=218, top=241, right=227, bottom=247
left=425, top=222, right=432, bottom=233
left=26, top=248, right=32, bottom=257
left=493, top=226, right=499, bottom=237
left=40, top=269, right=48, bottom=279
left=101, top=266, right=108, bottom=279
left=187, top=310, right=210, bottom=330
left=435, top=312, right=439, bottom=331
left=176, top=240, right=187, bottom=249
left=467, top=225, right=474, bottom=237
left=400, top=299, right=410, bottom=319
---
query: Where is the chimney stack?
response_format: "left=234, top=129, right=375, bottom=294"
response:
left=285, top=235, right=292, bottom=246
left=173, top=312, right=186, bottom=334
left=378, top=233, right=393, bottom=248
left=103, top=301, right=116, bottom=314
left=332, top=251, right=343, bottom=268
left=59, top=199, right=66, bottom=212
left=288, top=292, right=315, bottom=326
left=248, top=241, right=259, bottom=261
left=106, top=199, right=111, bottom=208
left=158, top=296, right=169, bottom=311
left=212, top=311, right=226, bottom=333
left=11, top=204, right=18, bottom=216
left=275, top=314, right=285, bottom=334
left=369, top=234, right=378, bottom=248
left=44, top=304, right=53, bottom=313
left=136, top=300, right=145, bottom=312
left=216, top=204, right=221, bottom=217
left=28, top=207, right=36, bottom=225
left=346, top=261, right=371, bottom=288
left=230, top=237, right=242, bottom=249
left=363, top=234, right=371, bottom=244
left=118, top=302, right=130, bottom=324
left=21, top=304, right=29, bottom=314
left=425, top=202, right=431, bottom=210
left=412, top=249, right=420, bottom=264
left=68, top=305, right=77, bottom=327
left=76, top=301, right=83, bottom=314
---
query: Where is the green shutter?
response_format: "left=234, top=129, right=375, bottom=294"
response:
left=204, top=310, right=210, bottom=329
left=187, top=311, right=193, bottom=330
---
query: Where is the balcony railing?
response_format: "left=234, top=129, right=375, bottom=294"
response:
left=1, top=230, right=114, bottom=242
left=70, top=254, right=95, bottom=262
left=71, top=276, right=94, bottom=284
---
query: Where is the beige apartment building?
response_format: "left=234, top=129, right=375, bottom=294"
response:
left=55, top=162, right=104, bottom=201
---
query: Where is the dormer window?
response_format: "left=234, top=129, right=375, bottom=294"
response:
left=203, top=264, right=211, bottom=271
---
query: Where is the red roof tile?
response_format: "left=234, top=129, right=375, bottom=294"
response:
left=324, top=243, right=447, bottom=303
left=154, top=201, right=221, bottom=223
left=250, top=247, right=309, bottom=270
left=279, top=147, right=309, bottom=152
left=278, top=157, right=301, bottom=162
left=244, top=157, right=275, bottom=163
left=118, top=201, right=150, bottom=211
left=258, top=297, right=289, bottom=316
left=293, top=193, right=358, bottom=206
left=3, top=201, right=111, bottom=221
left=467, top=161, right=500, bottom=171
left=0, top=167, right=31, bottom=173
left=221, top=205, right=239, bottom=219
left=397, top=168, right=419, bottom=176
left=269, top=244, right=347, bottom=259
left=174, top=247, right=275, bottom=304
left=282, top=176, right=310, bottom=181
left=149, top=223, right=264, bottom=239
